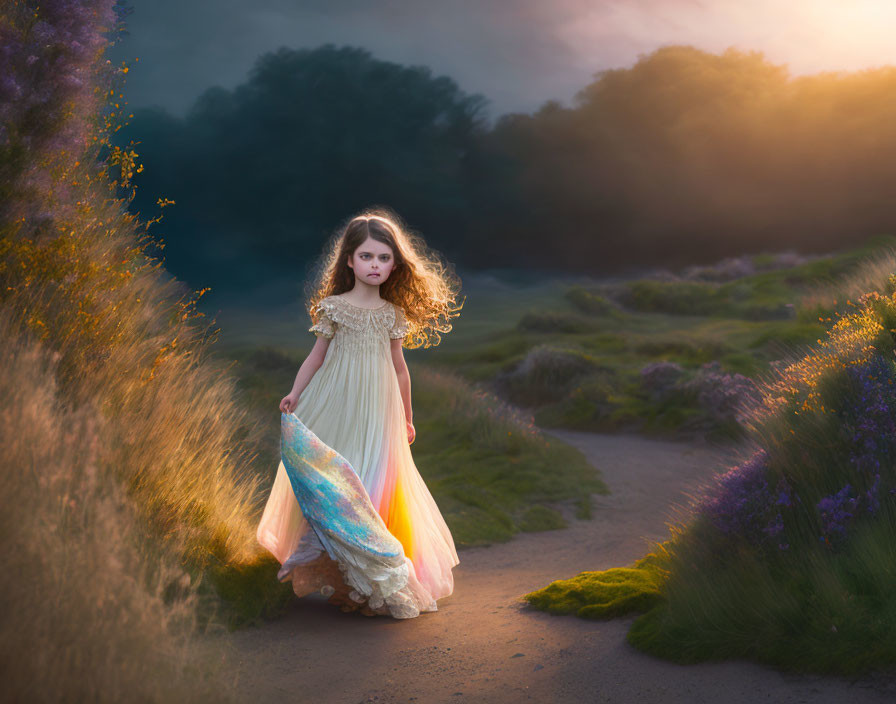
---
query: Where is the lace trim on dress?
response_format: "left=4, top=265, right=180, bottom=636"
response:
left=309, top=296, right=408, bottom=340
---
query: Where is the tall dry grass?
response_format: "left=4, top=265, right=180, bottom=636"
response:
left=1, top=4, right=289, bottom=697
left=799, top=244, right=896, bottom=317
left=0, top=308, right=238, bottom=702
left=1, top=195, right=274, bottom=580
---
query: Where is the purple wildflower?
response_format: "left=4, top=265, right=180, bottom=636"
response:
left=841, top=356, right=896, bottom=475
left=698, top=449, right=792, bottom=549
left=685, top=361, right=763, bottom=427
left=1, top=0, right=127, bottom=225
left=823, top=354, right=896, bottom=538
left=817, top=484, right=858, bottom=539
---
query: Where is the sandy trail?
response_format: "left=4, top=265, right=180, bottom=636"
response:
left=221, top=430, right=896, bottom=703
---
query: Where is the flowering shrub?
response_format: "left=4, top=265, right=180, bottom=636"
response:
left=698, top=327, right=896, bottom=552
left=841, top=355, right=896, bottom=482
left=685, top=361, right=762, bottom=426
left=816, top=353, right=896, bottom=543
left=697, top=450, right=794, bottom=550
left=1, top=1, right=129, bottom=221
left=681, top=252, right=813, bottom=282
left=758, top=291, right=896, bottom=416
left=1, top=0, right=267, bottom=599
left=816, top=484, right=859, bottom=542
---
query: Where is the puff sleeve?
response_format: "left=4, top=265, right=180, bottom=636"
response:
left=308, top=298, right=336, bottom=339
left=389, top=304, right=409, bottom=340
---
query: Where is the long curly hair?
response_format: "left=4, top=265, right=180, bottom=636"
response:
left=305, top=207, right=464, bottom=348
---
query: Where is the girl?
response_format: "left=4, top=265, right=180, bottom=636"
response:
left=256, top=208, right=463, bottom=619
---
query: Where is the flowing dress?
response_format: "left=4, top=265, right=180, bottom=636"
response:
left=256, top=295, right=459, bottom=618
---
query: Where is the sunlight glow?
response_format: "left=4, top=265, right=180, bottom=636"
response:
left=563, top=0, right=896, bottom=78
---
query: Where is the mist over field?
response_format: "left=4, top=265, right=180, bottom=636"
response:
left=120, top=44, right=896, bottom=297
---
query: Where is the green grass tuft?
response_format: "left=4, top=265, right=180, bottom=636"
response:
left=523, top=550, right=668, bottom=618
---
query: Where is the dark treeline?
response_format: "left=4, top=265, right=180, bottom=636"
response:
left=121, top=43, right=896, bottom=292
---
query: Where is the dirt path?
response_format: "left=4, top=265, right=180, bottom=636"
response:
left=220, top=430, right=896, bottom=703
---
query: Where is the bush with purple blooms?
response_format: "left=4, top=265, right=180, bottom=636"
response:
left=1, top=1, right=128, bottom=212
left=816, top=484, right=859, bottom=542
left=635, top=359, right=762, bottom=438
left=697, top=449, right=794, bottom=551
left=696, top=353, right=896, bottom=553
left=815, top=353, right=896, bottom=544
left=684, top=360, right=763, bottom=427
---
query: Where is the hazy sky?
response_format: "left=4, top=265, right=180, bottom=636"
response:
left=109, top=0, right=896, bottom=121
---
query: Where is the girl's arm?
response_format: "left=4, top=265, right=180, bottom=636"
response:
left=282, top=338, right=330, bottom=409
left=390, top=337, right=413, bottom=424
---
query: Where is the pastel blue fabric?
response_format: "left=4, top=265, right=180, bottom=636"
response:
left=278, top=412, right=405, bottom=577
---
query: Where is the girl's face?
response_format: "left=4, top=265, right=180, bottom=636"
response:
left=347, top=236, right=396, bottom=286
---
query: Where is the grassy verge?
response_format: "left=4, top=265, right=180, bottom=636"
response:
left=523, top=262, right=896, bottom=675
left=409, top=365, right=607, bottom=546
left=420, top=237, right=896, bottom=441
left=0, top=302, right=237, bottom=701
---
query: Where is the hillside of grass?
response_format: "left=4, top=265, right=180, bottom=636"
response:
left=1, top=3, right=244, bottom=700
left=411, top=238, right=896, bottom=442
left=0, top=311, right=234, bottom=701
left=523, top=258, right=896, bottom=676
